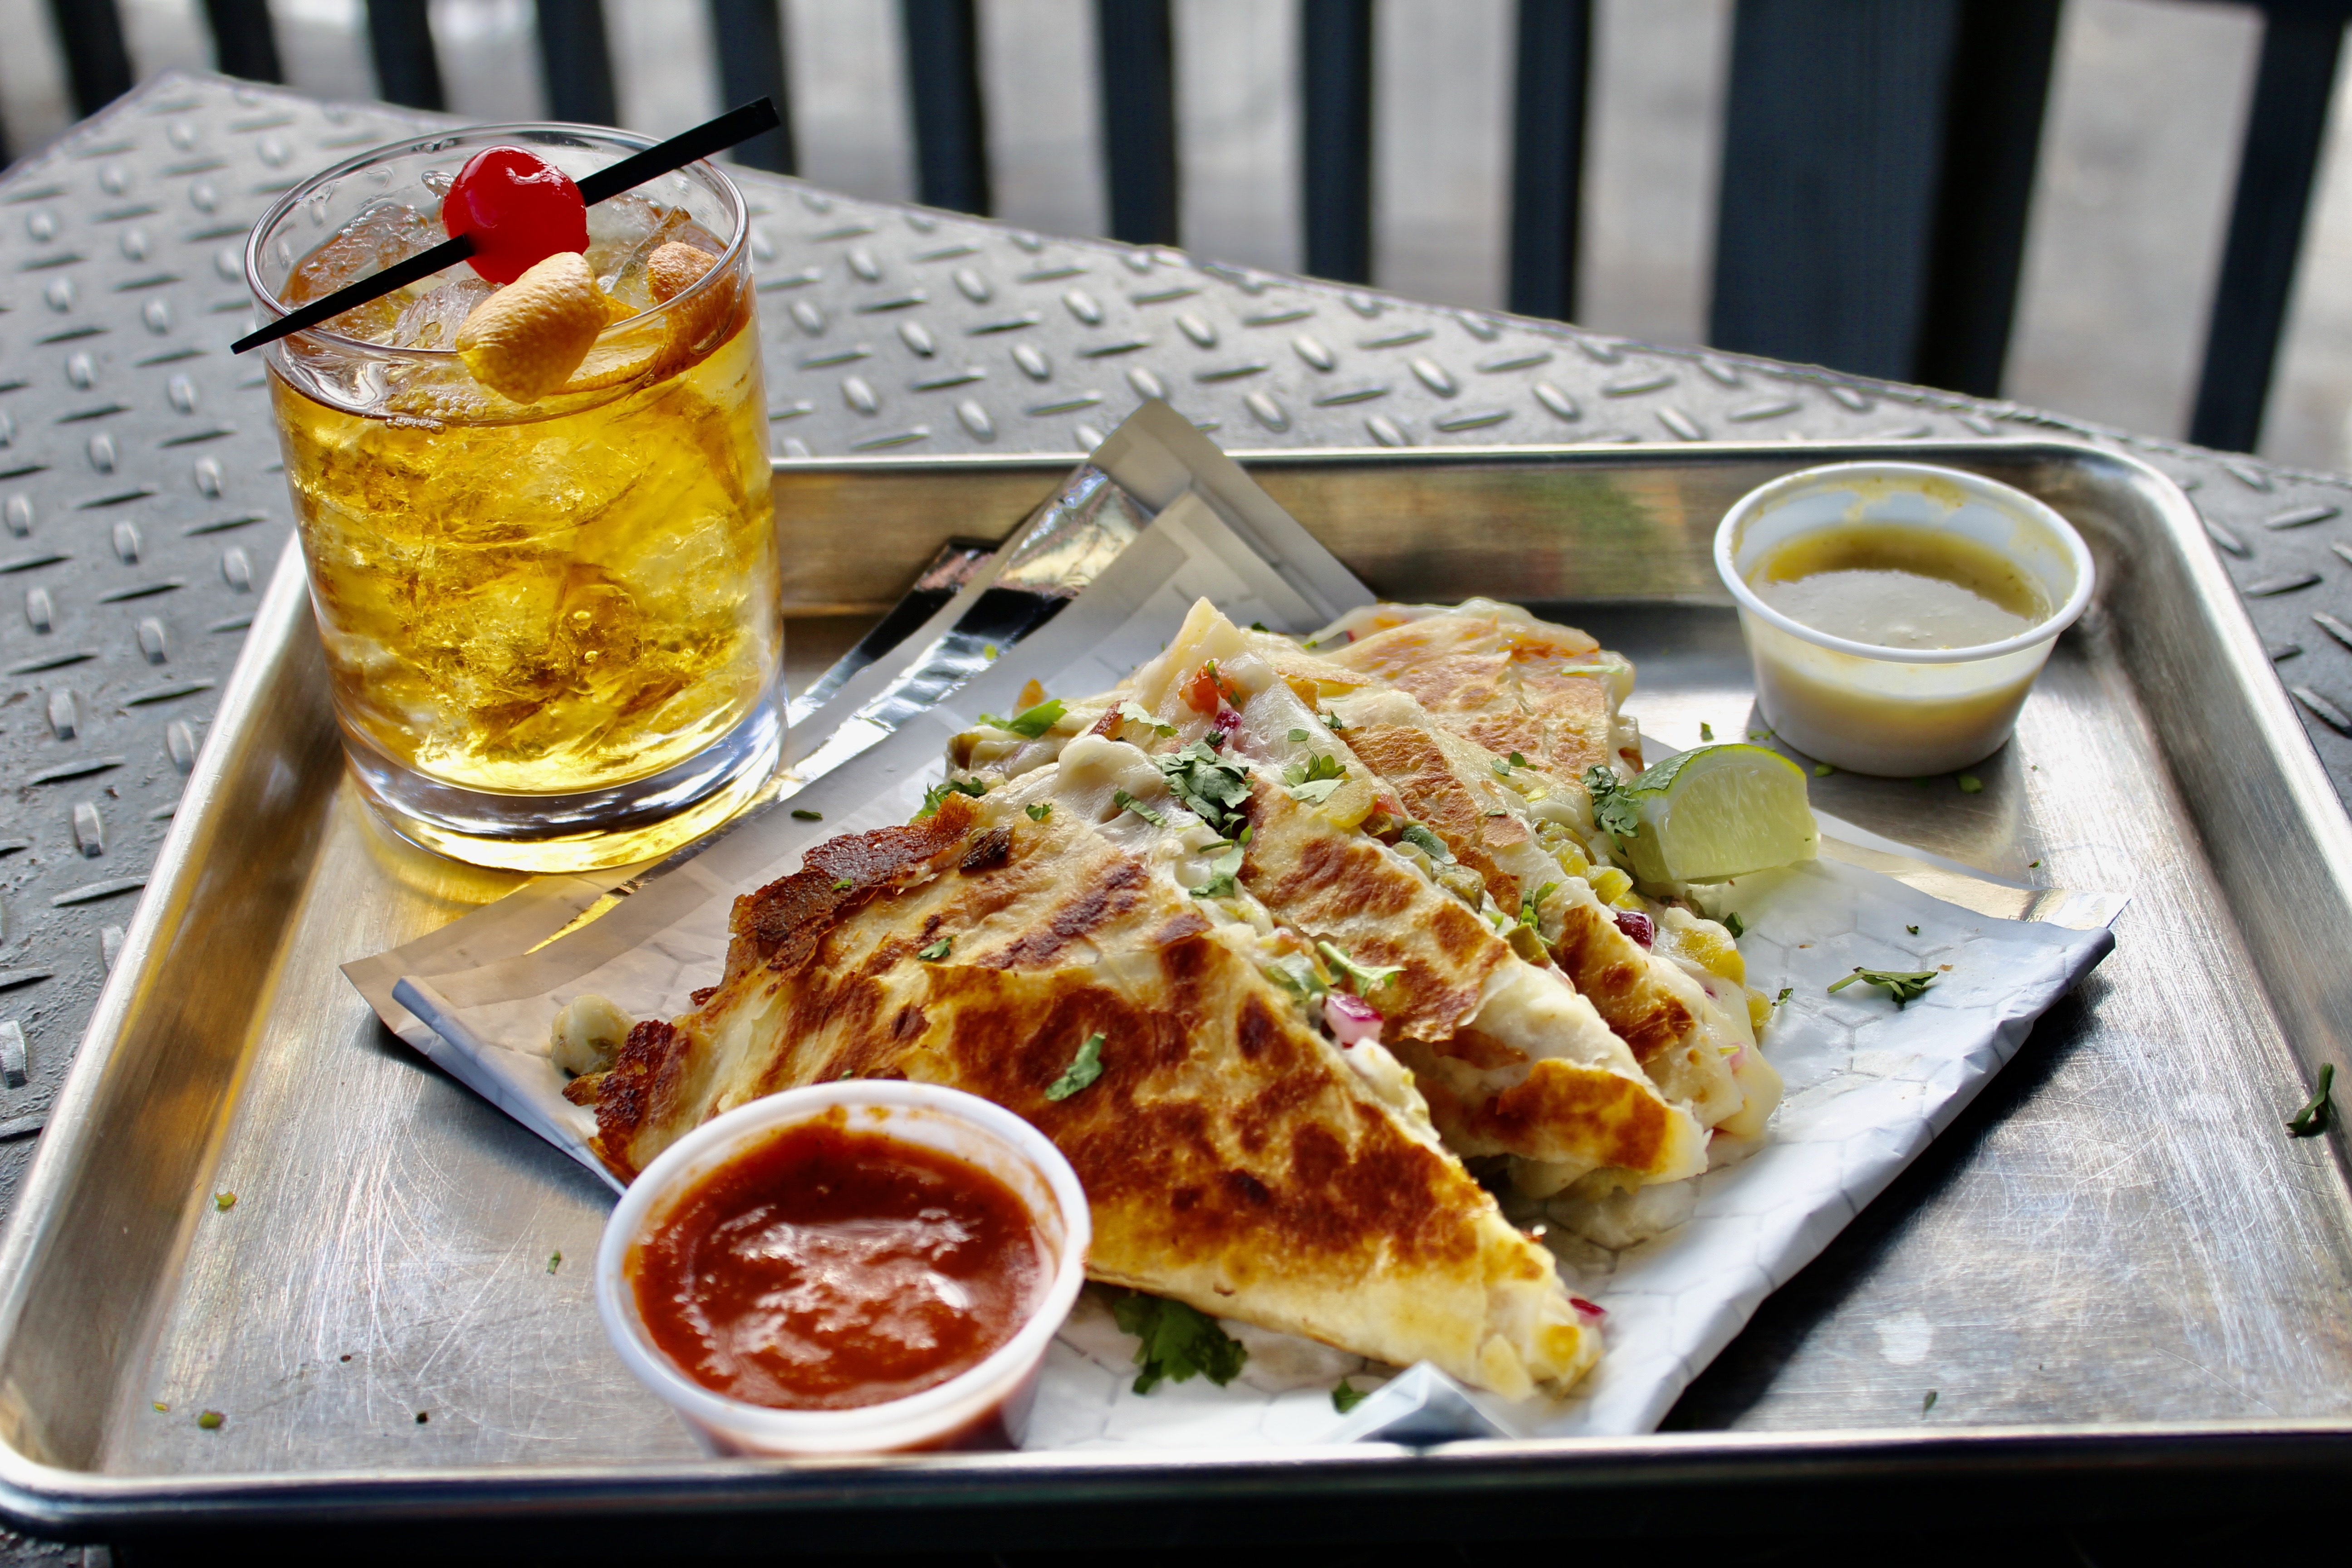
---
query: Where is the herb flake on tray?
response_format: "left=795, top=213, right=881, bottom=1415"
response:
left=2288, top=1062, right=2336, bottom=1138
left=1828, top=967, right=1939, bottom=1007
left=1112, top=1290, right=1248, bottom=1395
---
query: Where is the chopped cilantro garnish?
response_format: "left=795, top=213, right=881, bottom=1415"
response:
left=1519, top=882, right=1558, bottom=930
left=1157, top=738, right=1254, bottom=831
left=1828, top=967, right=1939, bottom=1007
left=2288, top=1062, right=2336, bottom=1138
left=1700, top=722, right=1715, bottom=742
left=1317, top=939, right=1403, bottom=995
left=1111, top=1291, right=1248, bottom=1395
left=918, top=936, right=952, bottom=961
left=790, top=808, right=822, bottom=821
left=1906, top=924, right=1920, bottom=936
left=1112, top=789, right=1167, bottom=827
left=213, top=1191, right=235, bottom=1212
left=916, top=776, right=989, bottom=818
left=976, top=697, right=1067, bottom=738
left=547, top=1251, right=562, bottom=1274
left=1775, top=986, right=1793, bottom=1006
left=1584, top=765, right=1641, bottom=839
left=1397, top=822, right=1453, bottom=862
left=1812, top=763, right=1833, bottom=777
left=1320, top=709, right=1345, bottom=732
left=1249, top=621, right=1269, bottom=632
left=1491, top=756, right=1514, bottom=777
left=832, top=878, right=855, bottom=892
left=1283, top=751, right=1348, bottom=804
left=1264, top=953, right=1330, bottom=1010
left=1026, top=802, right=1053, bottom=822
left=1723, top=912, right=1745, bottom=938
left=1332, top=1379, right=1369, bottom=1414
left=1510, top=751, right=1529, bottom=769
left=1117, top=699, right=1177, bottom=737
left=1922, top=1390, right=1939, bottom=1415
left=1191, top=828, right=1251, bottom=900
left=1288, top=727, right=1310, bottom=743
left=1044, top=1032, right=1105, bottom=1101
left=1957, top=774, right=1984, bottom=794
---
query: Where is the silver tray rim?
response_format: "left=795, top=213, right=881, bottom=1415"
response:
left=3, top=436, right=2347, bottom=1534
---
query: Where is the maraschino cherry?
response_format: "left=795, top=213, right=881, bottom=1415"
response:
left=442, top=147, right=588, bottom=285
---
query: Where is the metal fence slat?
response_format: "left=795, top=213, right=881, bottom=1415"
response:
left=710, top=0, right=796, bottom=174
left=365, top=0, right=446, bottom=111
left=1300, top=0, right=1373, bottom=283
left=2192, top=2, right=2351, bottom=454
left=1913, top=0, right=2060, bottom=399
left=535, top=0, right=620, bottom=128
left=903, top=0, right=991, bottom=213
left=44, top=0, right=136, bottom=118
left=1097, top=0, right=1179, bottom=245
left=1508, top=0, right=1592, bottom=322
left=202, top=0, right=286, bottom=84
left=1710, top=0, right=1965, bottom=383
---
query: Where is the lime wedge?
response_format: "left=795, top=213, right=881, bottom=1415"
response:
left=1620, top=744, right=1818, bottom=883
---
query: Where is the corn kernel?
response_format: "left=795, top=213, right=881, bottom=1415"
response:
left=1679, top=923, right=1746, bottom=983
left=1553, top=841, right=1590, bottom=878
left=1748, top=991, right=1774, bottom=1033
left=1590, top=867, right=1632, bottom=904
left=1318, top=776, right=1378, bottom=829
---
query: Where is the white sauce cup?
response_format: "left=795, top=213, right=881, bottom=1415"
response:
left=595, top=1081, right=1091, bottom=1456
left=1714, top=461, right=2095, bottom=776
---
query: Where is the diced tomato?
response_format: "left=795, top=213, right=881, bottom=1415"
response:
left=1181, top=662, right=1242, bottom=714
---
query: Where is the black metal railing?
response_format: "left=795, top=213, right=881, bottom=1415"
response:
left=20, top=0, right=2352, bottom=455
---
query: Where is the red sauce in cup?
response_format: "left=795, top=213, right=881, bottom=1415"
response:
left=631, top=1117, right=1045, bottom=1411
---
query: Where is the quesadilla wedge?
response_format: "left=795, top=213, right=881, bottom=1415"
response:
left=576, top=775, right=1600, bottom=1397
left=1305, top=598, right=1644, bottom=781
left=954, top=599, right=1713, bottom=1188
left=951, top=598, right=1785, bottom=1218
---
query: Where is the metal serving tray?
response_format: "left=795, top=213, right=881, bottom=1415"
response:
left=0, top=440, right=2347, bottom=1550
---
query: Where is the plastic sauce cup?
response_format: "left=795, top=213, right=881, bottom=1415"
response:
left=596, top=1082, right=1090, bottom=1457
left=1714, top=461, right=2095, bottom=776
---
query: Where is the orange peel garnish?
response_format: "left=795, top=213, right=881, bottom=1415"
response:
left=453, top=251, right=606, bottom=402
left=645, top=241, right=735, bottom=375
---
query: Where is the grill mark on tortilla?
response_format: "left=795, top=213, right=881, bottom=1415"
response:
left=1550, top=901, right=1693, bottom=1063
left=592, top=1018, right=679, bottom=1179
left=1347, top=723, right=1519, bottom=907
left=985, top=856, right=1150, bottom=968
left=1398, top=1043, right=1674, bottom=1170
left=1240, top=789, right=1500, bottom=1039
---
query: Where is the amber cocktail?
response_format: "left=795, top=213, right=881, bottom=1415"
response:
left=247, top=127, right=780, bottom=871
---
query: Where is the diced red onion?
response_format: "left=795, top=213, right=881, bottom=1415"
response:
left=1212, top=704, right=1245, bottom=739
left=1323, top=991, right=1384, bottom=1046
left=1612, top=909, right=1654, bottom=948
left=1569, top=1296, right=1607, bottom=1320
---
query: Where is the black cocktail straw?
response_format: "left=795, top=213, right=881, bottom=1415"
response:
left=231, top=98, right=782, bottom=355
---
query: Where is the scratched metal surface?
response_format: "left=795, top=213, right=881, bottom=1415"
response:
left=0, top=70, right=2347, bottom=1530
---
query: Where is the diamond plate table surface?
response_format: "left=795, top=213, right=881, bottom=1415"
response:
left=0, top=69, right=2349, bottom=1542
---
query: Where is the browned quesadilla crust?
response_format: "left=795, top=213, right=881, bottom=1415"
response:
left=1325, top=616, right=1632, bottom=779
left=1238, top=782, right=1504, bottom=1043
left=586, top=790, right=1596, bottom=1394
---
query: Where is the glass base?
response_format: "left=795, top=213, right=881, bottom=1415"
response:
left=344, top=693, right=784, bottom=873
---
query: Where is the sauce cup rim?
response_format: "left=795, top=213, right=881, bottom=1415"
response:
left=594, top=1081, right=1091, bottom=1448
left=1713, top=460, right=2096, bottom=666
